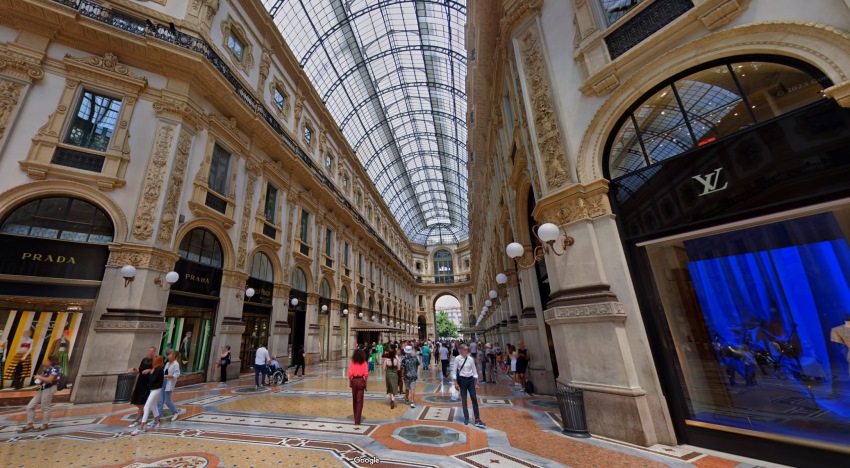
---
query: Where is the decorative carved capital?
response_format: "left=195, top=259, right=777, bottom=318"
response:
left=153, top=98, right=207, bottom=131
left=107, top=244, right=180, bottom=272
left=274, top=283, right=291, bottom=299
left=221, top=269, right=249, bottom=289
left=699, top=0, right=748, bottom=31
left=824, top=80, right=850, bottom=108
left=0, top=46, right=44, bottom=82
left=532, top=179, right=611, bottom=225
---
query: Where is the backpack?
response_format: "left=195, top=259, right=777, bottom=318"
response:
left=54, top=371, right=69, bottom=391
left=524, top=380, right=534, bottom=395
left=402, top=356, right=418, bottom=379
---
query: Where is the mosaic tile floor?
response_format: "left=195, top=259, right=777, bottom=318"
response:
left=0, top=360, right=780, bottom=468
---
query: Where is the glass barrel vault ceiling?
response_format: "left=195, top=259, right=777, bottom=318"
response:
left=264, top=0, right=468, bottom=246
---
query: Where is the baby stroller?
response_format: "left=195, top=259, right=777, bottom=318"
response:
left=270, top=365, right=288, bottom=386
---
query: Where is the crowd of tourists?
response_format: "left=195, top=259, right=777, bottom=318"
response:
left=347, top=338, right=531, bottom=429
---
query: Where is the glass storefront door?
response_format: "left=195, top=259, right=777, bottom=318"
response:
left=644, top=207, right=850, bottom=447
left=161, top=307, right=213, bottom=376
left=240, top=311, right=270, bottom=370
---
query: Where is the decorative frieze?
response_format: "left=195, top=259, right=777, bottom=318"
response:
left=0, top=80, right=24, bottom=145
left=519, top=27, right=572, bottom=192
left=544, top=302, right=627, bottom=324
left=94, top=320, right=167, bottom=332
left=221, top=269, right=249, bottom=289
left=236, top=173, right=256, bottom=269
left=132, top=123, right=175, bottom=241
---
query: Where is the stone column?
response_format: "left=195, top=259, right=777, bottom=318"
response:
left=534, top=180, right=676, bottom=446
left=330, top=299, right=342, bottom=361
left=71, top=245, right=178, bottom=404
left=209, top=270, right=248, bottom=382
left=517, top=265, right=557, bottom=394
left=269, top=284, right=291, bottom=364
left=304, top=293, right=320, bottom=364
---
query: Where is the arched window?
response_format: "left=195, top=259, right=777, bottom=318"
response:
left=433, top=249, right=454, bottom=284
left=292, top=267, right=308, bottom=292
left=468, top=314, right=476, bottom=327
left=178, top=228, right=223, bottom=268
left=606, top=56, right=829, bottom=180
left=368, top=297, right=374, bottom=311
left=248, top=252, right=274, bottom=282
left=319, top=278, right=331, bottom=298
left=1, top=197, right=114, bottom=243
left=340, top=286, right=349, bottom=304
left=356, top=293, right=363, bottom=307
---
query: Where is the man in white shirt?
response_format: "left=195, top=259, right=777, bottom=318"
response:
left=254, top=345, right=271, bottom=388
left=452, top=344, right=485, bottom=428
left=439, top=342, right=451, bottom=379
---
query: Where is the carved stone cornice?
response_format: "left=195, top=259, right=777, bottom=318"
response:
left=94, top=320, right=167, bottom=332
left=153, top=97, right=207, bottom=132
left=106, top=243, right=180, bottom=272
left=531, top=179, right=611, bottom=226
left=544, top=302, right=626, bottom=325
left=0, top=45, right=44, bottom=83
left=63, top=52, right=147, bottom=93
left=221, top=269, right=249, bottom=289
left=498, top=0, right=544, bottom=49
left=824, top=80, right=850, bottom=108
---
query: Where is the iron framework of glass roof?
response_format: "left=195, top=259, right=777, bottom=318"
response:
left=265, top=0, right=469, bottom=245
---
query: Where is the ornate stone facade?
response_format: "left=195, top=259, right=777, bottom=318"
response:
left=543, top=302, right=626, bottom=324
left=519, top=27, right=572, bottom=192
left=0, top=79, right=23, bottom=144
left=132, top=123, right=175, bottom=241
left=531, top=179, right=612, bottom=226
left=106, top=244, right=180, bottom=273
left=156, top=130, right=193, bottom=245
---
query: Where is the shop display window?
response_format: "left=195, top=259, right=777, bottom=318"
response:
left=161, top=312, right=212, bottom=376
left=1, top=309, right=83, bottom=389
left=646, top=208, right=850, bottom=446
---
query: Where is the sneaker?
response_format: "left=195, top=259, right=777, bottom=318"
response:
left=128, top=421, right=139, bottom=428
left=130, top=429, right=143, bottom=436
left=464, top=417, right=469, bottom=425
left=474, top=420, right=486, bottom=428
left=409, top=403, right=415, bottom=408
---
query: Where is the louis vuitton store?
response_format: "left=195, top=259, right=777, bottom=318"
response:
left=606, top=56, right=850, bottom=464
left=0, top=196, right=113, bottom=390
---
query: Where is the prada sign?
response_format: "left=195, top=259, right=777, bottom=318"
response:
left=170, top=258, right=222, bottom=297
left=0, top=234, right=109, bottom=280
left=611, top=101, right=850, bottom=242
left=246, top=277, right=273, bottom=305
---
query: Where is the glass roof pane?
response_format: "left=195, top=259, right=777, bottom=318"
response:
left=268, top=0, right=468, bottom=245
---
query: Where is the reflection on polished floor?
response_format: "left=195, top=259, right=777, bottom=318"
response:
left=0, top=361, right=779, bottom=467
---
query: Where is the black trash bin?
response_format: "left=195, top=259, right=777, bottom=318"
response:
left=556, top=386, right=590, bottom=438
left=113, top=373, right=137, bottom=404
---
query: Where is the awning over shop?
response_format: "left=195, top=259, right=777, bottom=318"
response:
left=350, top=318, right=402, bottom=332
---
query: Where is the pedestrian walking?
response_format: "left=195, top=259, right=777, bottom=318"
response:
left=421, top=342, right=431, bottom=370
left=485, top=343, right=496, bottom=383
left=384, top=345, right=401, bottom=409
left=516, top=341, right=530, bottom=392
left=218, top=345, right=231, bottom=383
left=128, top=347, right=156, bottom=428
left=254, top=343, right=271, bottom=388
left=131, top=355, right=165, bottom=435
left=453, top=344, right=486, bottom=428
left=439, top=342, right=450, bottom=379
left=348, top=349, right=368, bottom=426
left=293, top=345, right=306, bottom=377
left=395, top=346, right=405, bottom=395
left=158, top=351, right=181, bottom=421
left=401, top=345, right=419, bottom=408
left=19, top=355, right=61, bottom=432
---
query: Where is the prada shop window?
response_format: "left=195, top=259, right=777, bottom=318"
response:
left=645, top=207, right=850, bottom=446
left=1, top=197, right=113, bottom=243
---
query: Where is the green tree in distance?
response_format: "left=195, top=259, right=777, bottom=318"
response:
left=436, top=310, right=458, bottom=338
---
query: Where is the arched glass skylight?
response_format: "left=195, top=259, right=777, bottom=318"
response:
left=264, top=0, right=468, bottom=245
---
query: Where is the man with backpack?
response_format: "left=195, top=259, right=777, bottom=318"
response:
left=401, top=345, right=419, bottom=408
left=20, top=355, right=63, bottom=432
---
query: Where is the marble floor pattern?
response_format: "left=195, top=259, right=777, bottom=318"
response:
left=0, top=360, right=784, bottom=468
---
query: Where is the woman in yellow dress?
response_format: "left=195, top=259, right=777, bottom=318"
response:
left=4, top=329, right=34, bottom=385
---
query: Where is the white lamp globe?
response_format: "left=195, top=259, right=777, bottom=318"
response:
left=483, top=306, right=489, bottom=312
left=496, top=273, right=508, bottom=285
left=489, top=290, right=498, bottom=299
left=120, top=265, right=136, bottom=278
left=245, top=288, right=255, bottom=298
left=485, top=300, right=492, bottom=307
left=290, top=298, right=299, bottom=307
left=343, top=309, right=349, bottom=315
left=372, top=315, right=376, bottom=320
left=506, top=242, right=524, bottom=259
left=321, top=305, right=328, bottom=312
left=358, top=312, right=363, bottom=318
left=538, top=222, right=560, bottom=243
left=165, top=271, right=180, bottom=284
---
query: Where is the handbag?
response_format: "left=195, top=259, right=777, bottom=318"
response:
left=449, top=384, right=460, bottom=401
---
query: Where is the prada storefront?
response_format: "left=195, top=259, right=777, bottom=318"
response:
left=162, top=228, right=223, bottom=380
left=0, top=196, right=112, bottom=390
left=606, top=56, right=850, bottom=465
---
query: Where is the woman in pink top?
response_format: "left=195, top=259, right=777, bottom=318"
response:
left=348, top=349, right=369, bottom=425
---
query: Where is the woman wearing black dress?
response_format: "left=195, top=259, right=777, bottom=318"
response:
left=127, top=346, right=156, bottom=428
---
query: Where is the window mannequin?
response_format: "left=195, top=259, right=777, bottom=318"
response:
left=830, top=314, right=850, bottom=382
left=179, top=331, right=192, bottom=370
left=4, top=329, right=33, bottom=388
